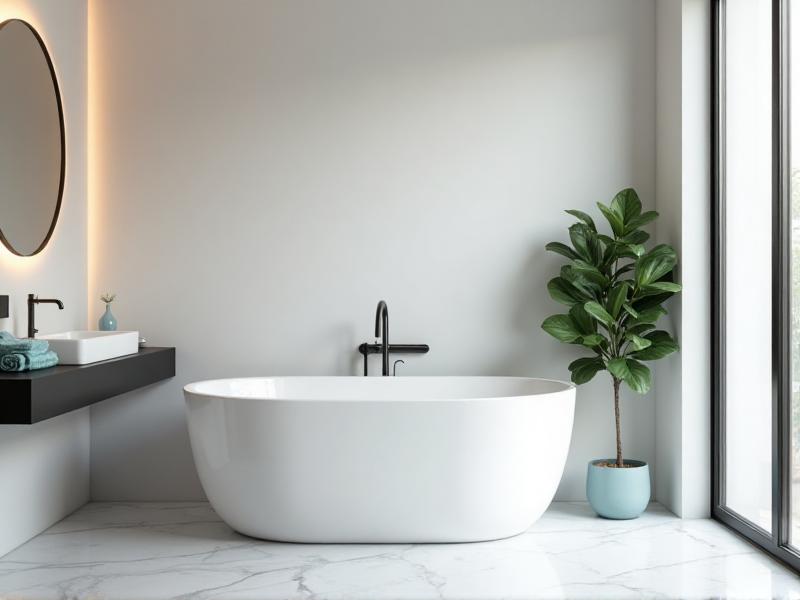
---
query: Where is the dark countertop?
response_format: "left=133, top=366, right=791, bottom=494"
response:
left=0, top=347, right=175, bottom=424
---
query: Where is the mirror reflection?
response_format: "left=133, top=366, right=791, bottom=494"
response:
left=0, top=19, right=64, bottom=256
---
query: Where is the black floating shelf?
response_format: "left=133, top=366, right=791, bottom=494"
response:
left=0, top=347, right=175, bottom=424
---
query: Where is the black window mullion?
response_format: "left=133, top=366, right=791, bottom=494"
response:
left=773, top=0, right=791, bottom=549
left=711, top=0, right=725, bottom=517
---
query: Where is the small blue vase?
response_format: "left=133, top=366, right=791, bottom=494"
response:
left=99, top=304, right=117, bottom=331
left=586, top=459, right=650, bottom=519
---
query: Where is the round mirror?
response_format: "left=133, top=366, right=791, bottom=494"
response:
left=0, top=19, right=64, bottom=257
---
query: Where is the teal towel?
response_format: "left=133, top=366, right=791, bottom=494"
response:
left=0, top=350, right=59, bottom=372
left=0, top=331, right=49, bottom=356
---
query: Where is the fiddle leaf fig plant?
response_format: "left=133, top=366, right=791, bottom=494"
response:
left=541, top=188, right=680, bottom=468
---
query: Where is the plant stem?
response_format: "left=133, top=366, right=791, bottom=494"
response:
left=614, top=377, right=623, bottom=467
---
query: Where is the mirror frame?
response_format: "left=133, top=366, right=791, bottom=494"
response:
left=0, top=18, right=65, bottom=257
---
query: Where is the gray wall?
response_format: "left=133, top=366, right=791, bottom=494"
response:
left=0, top=0, right=88, bottom=556
left=89, top=0, right=657, bottom=501
left=655, top=0, right=683, bottom=516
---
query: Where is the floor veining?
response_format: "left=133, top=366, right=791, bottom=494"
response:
left=0, top=502, right=798, bottom=599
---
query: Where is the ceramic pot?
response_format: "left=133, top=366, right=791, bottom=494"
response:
left=586, top=458, right=650, bottom=519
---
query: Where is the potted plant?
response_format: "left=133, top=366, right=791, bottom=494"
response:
left=541, top=188, right=680, bottom=519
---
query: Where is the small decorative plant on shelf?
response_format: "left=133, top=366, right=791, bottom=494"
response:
left=541, top=188, right=680, bottom=519
left=99, top=292, right=118, bottom=332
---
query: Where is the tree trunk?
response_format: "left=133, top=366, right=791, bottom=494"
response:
left=614, top=377, right=623, bottom=467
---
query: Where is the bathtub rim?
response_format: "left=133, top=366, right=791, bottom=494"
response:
left=183, top=375, right=575, bottom=403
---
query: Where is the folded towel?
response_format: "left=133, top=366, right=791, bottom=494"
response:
left=0, top=350, right=59, bottom=372
left=0, top=331, right=49, bottom=356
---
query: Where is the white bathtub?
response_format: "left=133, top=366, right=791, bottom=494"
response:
left=184, top=376, right=575, bottom=543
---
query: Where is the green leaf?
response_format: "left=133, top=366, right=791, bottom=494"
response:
left=571, top=260, right=610, bottom=287
left=643, top=281, right=682, bottom=293
left=611, top=243, right=640, bottom=259
left=625, top=333, right=652, bottom=351
left=569, top=223, right=592, bottom=262
left=631, top=306, right=667, bottom=324
left=584, top=301, right=615, bottom=327
left=541, top=315, right=581, bottom=342
left=598, top=234, right=616, bottom=246
left=568, top=357, right=606, bottom=385
left=613, top=263, right=635, bottom=279
left=597, top=202, right=624, bottom=237
left=635, top=244, right=677, bottom=287
left=606, top=282, right=629, bottom=319
left=622, top=230, right=650, bottom=245
left=547, top=277, right=586, bottom=306
left=569, top=303, right=596, bottom=335
left=587, top=232, right=604, bottom=265
left=631, top=330, right=679, bottom=360
left=626, top=210, right=659, bottom=233
left=631, top=292, right=673, bottom=312
left=627, top=322, right=656, bottom=335
left=602, top=243, right=619, bottom=268
left=637, top=287, right=674, bottom=298
left=624, top=359, right=651, bottom=393
left=628, top=244, right=645, bottom=257
left=545, top=242, right=580, bottom=261
left=580, top=334, right=604, bottom=347
left=565, top=209, right=597, bottom=231
left=622, top=303, right=640, bottom=319
left=607, top=357, right=630, bottom=381
left=610, top=188, right=642, bottom=226
left=561, top=265, right=602, bottom=298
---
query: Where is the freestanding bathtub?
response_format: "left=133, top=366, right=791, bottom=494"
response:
left=184, top=376, right=575, bottom=543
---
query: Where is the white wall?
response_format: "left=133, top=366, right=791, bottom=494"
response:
left=679, top=0, right=711, bottom=521
left=654, top=0, right=710, bottom=518
left=88, top=0, right=657, bottom=502
left=0, top=0, right=88, bottom=556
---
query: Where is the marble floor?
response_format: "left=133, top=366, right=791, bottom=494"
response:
left=0, top=502, right=798, bottom=599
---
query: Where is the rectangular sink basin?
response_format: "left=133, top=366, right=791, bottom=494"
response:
left=39, top=331, right=139, bottom=365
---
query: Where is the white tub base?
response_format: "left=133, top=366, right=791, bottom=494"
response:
left=184, top=376, right=575, bottom=543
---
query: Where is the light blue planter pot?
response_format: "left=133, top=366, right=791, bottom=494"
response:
left=98, top=304, right=117, bottom=331
left=586, top=459, right=650, bottom=519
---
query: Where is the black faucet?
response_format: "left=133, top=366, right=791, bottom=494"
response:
left=358, top=301, right=429, bottom=376
left=27, top=294, right=64, bottom=338
left=375, top=300, right=389, bottom=375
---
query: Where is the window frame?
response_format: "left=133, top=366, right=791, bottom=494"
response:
left=711, top=0, right=800, bottom=571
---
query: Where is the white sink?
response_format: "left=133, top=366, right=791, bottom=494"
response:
left=39, top=330, right=139, bottom=365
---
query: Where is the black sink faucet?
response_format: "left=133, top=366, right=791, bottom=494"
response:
left=27, top=293, right=64, bottom=338
left=375, top=300, right=389, bottom=376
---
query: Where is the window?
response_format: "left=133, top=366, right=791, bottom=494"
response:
left=722, top=0, right=773, bottom=533
left=790, top=0, right=800, bottom=547
left=713, top=0, right=800, bottom=570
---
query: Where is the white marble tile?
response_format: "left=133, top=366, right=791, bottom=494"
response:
left=0, top=502, right=798, bottom=599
